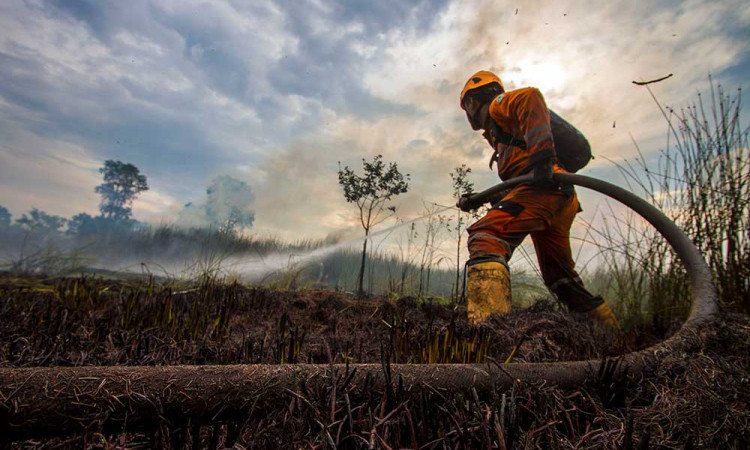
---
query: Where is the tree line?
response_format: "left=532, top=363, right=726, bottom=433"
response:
left=0, top=160, right=149, bottom=235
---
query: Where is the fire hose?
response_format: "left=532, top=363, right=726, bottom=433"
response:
left=0, top=173, right=719, bottom=439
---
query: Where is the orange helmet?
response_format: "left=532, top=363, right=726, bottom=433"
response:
left=460, top=70, right=504, bottom=109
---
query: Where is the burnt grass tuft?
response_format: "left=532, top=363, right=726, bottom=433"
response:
left=1, top=275, right=748, bottom=448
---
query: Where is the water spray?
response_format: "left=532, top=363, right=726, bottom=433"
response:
left=225, top=204, right=455, bottom=280
left=228, top=173, right=540, bottom=280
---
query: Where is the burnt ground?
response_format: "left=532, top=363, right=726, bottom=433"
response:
left=0, top=275, right=748, bottom=448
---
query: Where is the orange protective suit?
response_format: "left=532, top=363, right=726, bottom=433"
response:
left=467, top=87, right=604, bottom=313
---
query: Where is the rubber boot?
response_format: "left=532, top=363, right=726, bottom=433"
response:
left=588, top=302, right=621, bottom=332
left=467, top=261, right=511, bottom=324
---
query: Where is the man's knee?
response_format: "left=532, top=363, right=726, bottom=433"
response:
left=467, top=232, right=514, bottom=261
left=466, top=253, right=509, bottom=269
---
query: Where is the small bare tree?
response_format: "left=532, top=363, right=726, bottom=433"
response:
left=338, top=155, right=409, bottom=295
left=397, top=222, right=419, bottom=295
left=417, top=203, right=450, bottom=297
left=449, top=165, right=474, bottom=299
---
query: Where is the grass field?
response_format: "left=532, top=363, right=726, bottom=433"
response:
left=0, top=274, right=748, bottom=448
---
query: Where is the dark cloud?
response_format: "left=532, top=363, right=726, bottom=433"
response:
left=44, top=0, right=278, bottom=103
left=0, top=50, right=50, bottom=113
left=269, top=0, right=436, bottom=118
left=41, top=0, right=440, bottom=120
left=0, top=44, right=234, bottom=201
left=331, top=0, right=450, bottom=34
left=45, top=0, right=114, bottom=39
left=271, top=0, right=450, bottom=36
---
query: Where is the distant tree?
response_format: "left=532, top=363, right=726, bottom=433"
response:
left=67, top=213, right=91, bottom=235
left=0, top=205, right=10, bottom=228
left=449, top=165, right=474, bottom=299
left=67, top=213, right=101, bottom=235
left=15, top=208, right=67, bottom=233
left=205, top=175, right=255, bottom=235
left=95, top=160, right=149, bottom=221
left=338, top=154, right=409, bottom=294
left=67, top=212, right=140, bottom=236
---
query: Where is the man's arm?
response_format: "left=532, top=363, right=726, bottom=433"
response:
left=508, top=87, right=556, bottom=184
left=508, top=87, right=556, bottom=165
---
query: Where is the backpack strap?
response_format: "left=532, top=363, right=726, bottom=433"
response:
left=489, top=120, right=527, bottom=170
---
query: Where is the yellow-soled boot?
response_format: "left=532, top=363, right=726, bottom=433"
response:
left=467, top=261, right=511, bottom=324
left=588, top=302, right=621, bottom=332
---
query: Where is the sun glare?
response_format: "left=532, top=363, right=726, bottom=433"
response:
left=507, top=60, right=569, bottom=93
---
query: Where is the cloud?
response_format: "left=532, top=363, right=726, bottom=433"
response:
left=0, top=130, right=101, bottom=217
left=250, top=137, right=355, bottom=241
left=362, top=0, right=749, bottom=164
left=0, top=0, right=748, bottom=259
left=132, top=188, right=181, bottom=223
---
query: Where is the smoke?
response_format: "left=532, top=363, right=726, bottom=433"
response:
left=206, top=175, right=256, bottom=229
left=177, top=175, right=256, bottom=231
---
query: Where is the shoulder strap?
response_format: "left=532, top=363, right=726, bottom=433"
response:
left=489, top=120, right=527, bottom=170
left=491, top=121, right=527, bottom=150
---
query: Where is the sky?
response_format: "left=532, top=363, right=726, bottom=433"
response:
left=1, top=0, right=748, bottom=247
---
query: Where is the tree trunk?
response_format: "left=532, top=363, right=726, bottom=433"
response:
left=357, top=237, right=368, bottom=295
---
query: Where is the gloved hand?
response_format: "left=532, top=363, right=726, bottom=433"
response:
left=532, top=158, right=555, bottom=187
left=456, top=193, right=482, bottom=212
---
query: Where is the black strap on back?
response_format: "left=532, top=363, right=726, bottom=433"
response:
left=491, top=121, right=527, bottom=149
left=489, top=121, right=527, bottom=169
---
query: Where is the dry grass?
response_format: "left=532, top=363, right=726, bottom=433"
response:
left=0, top=275, right=747, bottom=448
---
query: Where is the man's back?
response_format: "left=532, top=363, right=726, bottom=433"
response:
left=488, top=87, right=557, bottom=180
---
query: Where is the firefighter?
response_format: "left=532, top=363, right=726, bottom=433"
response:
left=457, top=70, right=620, bottom=331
